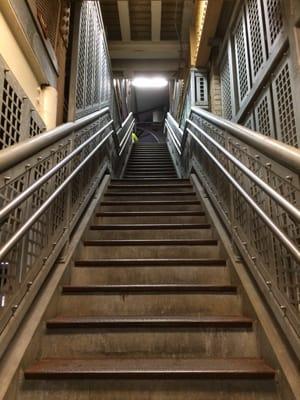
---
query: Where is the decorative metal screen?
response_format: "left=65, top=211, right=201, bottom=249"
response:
left=0, top=56, right=46, bottom=150
left=220, top=51, right=232, bottom=120
left=245, top=0, right=266, bottom=79
left=35, top=0, right=61, bottom=49
left=263, top=0, right=284, bottom=53
left=234, top=12, right=251, bottom=106
left=75, top=2, right=113, bottom=119
left=272, top=58, right=298, bottom=147
left=254, top=88, right=275, bottom=138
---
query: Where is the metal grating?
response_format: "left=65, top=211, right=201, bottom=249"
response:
left=254, top=89, right=275, bottom=138
left=272, top=59, right=298, bottom=147
left=234, top=12, right=251, bottom=105
left=0, top=77, right=23, bottom=150
left=220, top=52, right=232, bottom=120
left=263, top=0, right=284, bottom=50
left=75, top=2, right=113, bottom=118
left=36, top=0, right=61, bottom=49
left=246, top=0, right=266, bottom=79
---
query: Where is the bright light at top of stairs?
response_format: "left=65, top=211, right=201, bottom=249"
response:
left=132, top=77, right=168, bottom=88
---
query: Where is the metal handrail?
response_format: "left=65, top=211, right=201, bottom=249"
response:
left=165, top=111, right=300, bottom=263
left=186, top=127, right=300, bottom=262
left=0, top=110, right=135, bottom=262
left=191, top=107, right=300, bottom=173
left=187, top=119, right=300, bottom=223
left=0, top=129, right=113, bottom=262
left=0, top=120, right=113, bottom=224
left=0, top=108, right=111, bottom=173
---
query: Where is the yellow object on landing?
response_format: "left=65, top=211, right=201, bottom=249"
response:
left=131, top=132, right=139, bottom=143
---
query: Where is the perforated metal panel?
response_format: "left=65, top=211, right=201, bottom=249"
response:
left=263, top=0, right=284, bottom=52
left=36, top=0, right=61, bottom=49
left=220, top=51, right=232, bottom=120
left=0, top=57, right=45, bottom=149
left=75, top=2, right=114, bottom=118
left=254, top=88, right=275, bottom=138
left=272, top=58, right=298, bottom=147
left=245, top=0, right=266, bottom=79
left=234, top=11, right=251, bottom=105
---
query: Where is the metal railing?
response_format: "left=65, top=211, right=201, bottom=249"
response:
left=0, top=108, right=134, bottom=333
left=165, top=107, right=300, bottom=351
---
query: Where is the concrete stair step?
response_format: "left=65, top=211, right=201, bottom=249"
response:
left=99, top=200, right=202, bottom=211
left=87, top=224, right=213, bottom=240
left=24, top=358, right=275, bottom=380
left=95, top=211, right=207, bottom=224
left=108, top=184, right=193, bottom=192
left=59, top=284, right=240, bottom=316
left=41, top=316, right=257, bottom=359
left=72, top=258, right=228, bottom=284
left=80, top=239, right=219, bottom=259
left=104, top=192, right=197, bottom=201
left=111, top=179, right=189, bottom=184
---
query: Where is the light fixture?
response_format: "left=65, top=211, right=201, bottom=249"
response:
left=132, top=77, right=168, bottom=88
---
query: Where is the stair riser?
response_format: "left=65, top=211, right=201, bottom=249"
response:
left=80, top=245, right=220, bottom=259
left=99, top=205, right=203, bottom=212
left=71, top=266, right=229, bottom=285
left=86, top=228, right=213, bottom=240
left=41, top=329, right=257, bottom=359
left=107, top=186, right=193, bottom=193
left=20, top=380, right=279, bottom=400
left=95, top=215, right=208, bottom=224
left=111, top=180, right=189, bottom=184
left=103, top=195, right=197, bottom=201
left=59, top=293, right=241, bottom=316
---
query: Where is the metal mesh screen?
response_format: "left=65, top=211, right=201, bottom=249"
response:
left=246, top=0, right=266, bottom=79
left=36, top=0, right=61, bottom=49
left=220, top=52, right=232, bottom=120
left=272, top=59, right=298, bottom=147
left=254, top=89, right=275, bottom=138
left=263, top=0, right=284, bottom=51
left=75, top=2, right=114, bottom=119
left=234, top=13, right=251, bottom=105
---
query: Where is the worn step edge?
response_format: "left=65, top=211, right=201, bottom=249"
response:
left=62, top=284, right=236, bottom=294
left=89, top=224, right=211, bottom=231
left=101, top=201, right=200, bottom=205
left=74, top=258, right=226, bottom=267
left=24, top=358, right=275, bottom=380
left=83, top=239, right=218, bottom=246
left=96, top=211, right=205, bottom=217
left=46, top=316, right=253, bottom=329
left=104, top=192, right=196, bottom=197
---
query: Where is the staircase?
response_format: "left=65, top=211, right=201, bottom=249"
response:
left=21, top=143, right=279, bottom=399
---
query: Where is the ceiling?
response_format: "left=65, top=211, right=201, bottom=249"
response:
left=100, top=0, right=194, bottom=77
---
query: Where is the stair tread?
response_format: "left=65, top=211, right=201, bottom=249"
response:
left=90, top=224, right=211, bottom=230
left=96, top=211, right=205, bottom=216
left=105, top=192, right=195, bottom=196
left=74, top=258, right=226, bottom=266
left=101, top=200, right=200, bottom=205
left=84, top=239, right=217, bottom=246
left=24, top=358, right=275, bottom=379
left=46, top=315, right=253, bottom=329
left=62, top=284, right=236, bottom=293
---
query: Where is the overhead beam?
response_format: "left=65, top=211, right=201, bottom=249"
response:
left=151, top=0, right=162, bottom=41
left=117, top=0, right=131, bottom=41
left=181, top=0, right=193, bottom=42
left=195, top=0, right=224, bottom=67
left=109, top=41, right=180, bottom=60
left=111, top=59, right=180, bottom=75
